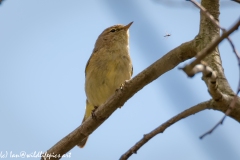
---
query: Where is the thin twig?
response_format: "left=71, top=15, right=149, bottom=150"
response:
left=199, top=116, right=226, bottom=139
left=119, top=101, right=210, bottom=160
left=200, top=95, right=238, bottom=139
left=226, top=37, right=240, bottom=60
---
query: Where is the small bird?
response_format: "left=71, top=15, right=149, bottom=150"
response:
left=78, top=22, right=133, bottom=148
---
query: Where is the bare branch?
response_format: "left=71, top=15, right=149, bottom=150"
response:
left=182, top=18, right=240, bottom=77
left=120, top=101, right=210, bottom=160
left=226, top=37, right=240, bottom=95
left=186, top=0, right=240, bottom=139
left=41, top=1, right=240, bottom=158
left=200, top=95, right=239, bottom=139
left=41, top=41, right=197, bottom=160
left=189, top=0, right=240, bottom=60
left=226, top=37, right=240, bottom=60
left=189, top=0, right=224, bottom=30
left=199, top=115, right=226, bottom=139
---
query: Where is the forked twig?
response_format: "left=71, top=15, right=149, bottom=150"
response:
left=188, top=0, right=240, bottom=139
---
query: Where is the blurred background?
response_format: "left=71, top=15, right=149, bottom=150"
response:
left=0, top=0, right=240, bottom=159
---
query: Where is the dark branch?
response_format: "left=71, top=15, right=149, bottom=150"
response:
left=199, top=116, right=226, bottom=139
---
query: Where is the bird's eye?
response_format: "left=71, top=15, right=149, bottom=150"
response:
left=110, top=29, right=116, bottom=32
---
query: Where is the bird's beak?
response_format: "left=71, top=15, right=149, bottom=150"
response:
left=124, top=21, right=133, bottom=30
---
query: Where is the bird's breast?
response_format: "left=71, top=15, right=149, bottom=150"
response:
left=85, top=47, right=132, bottom=107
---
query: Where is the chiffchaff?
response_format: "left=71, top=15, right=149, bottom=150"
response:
left=78, top=22, right=133, bottom=148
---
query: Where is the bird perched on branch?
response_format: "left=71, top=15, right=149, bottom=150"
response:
left=78, top=22, right=133, bottom=148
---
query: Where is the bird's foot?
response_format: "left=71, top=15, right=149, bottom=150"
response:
left=91, top=106, right=98, bottom=120
left=116, top=80, right=130, bottom=92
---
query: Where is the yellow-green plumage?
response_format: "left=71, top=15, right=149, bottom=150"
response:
left=78, top=22, right=133, bottom=148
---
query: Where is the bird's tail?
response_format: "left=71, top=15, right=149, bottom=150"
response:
left=77, top=136, right=88, bottom=148
left=77, top=116, right=89, bottom=148
left=78, top=100, right=94, bottom=148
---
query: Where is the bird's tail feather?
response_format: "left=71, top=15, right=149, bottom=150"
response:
left=77, top=116, right=89, bottom=148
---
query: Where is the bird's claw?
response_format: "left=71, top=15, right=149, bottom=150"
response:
left=91, top=106, right=98, bottom=120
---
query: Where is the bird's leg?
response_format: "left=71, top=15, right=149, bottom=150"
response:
left=91, top=106, right=98, bottom=120
left=116, top=80, right=130, bottom=92
left=116, top=80, right=130, bottom=109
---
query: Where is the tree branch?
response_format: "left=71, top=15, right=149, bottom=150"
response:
left=191, top=63, right=222, bottom=101
left=41, top=40, right=197, bottom=160
left=120, top=101, right=210, bottom=160
left=42, top=1, right=240, bottom=158
left=189, top=0, right=223, bottom=30
left=189, top=0, right=240, bottom=71
left=182, top=18, right=240, bottom=77
left=200, top=95, right=239, bottom=139
left=185, top=0, right=240, bottom=139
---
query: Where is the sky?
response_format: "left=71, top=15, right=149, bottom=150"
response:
left=0, top=0, right=240, bottom=160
